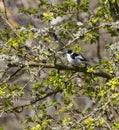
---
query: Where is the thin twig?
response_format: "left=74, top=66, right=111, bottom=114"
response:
left=2, top=0, right=8, bottom=19
left=0, top=111, right=4, bottom=117
left=102, top=117, right=112, bottom=130
left=8, top=90, right=61, bottom=112
left=0, top=15, right=19, bottom=37
left=97, top=28, right=102, bottom=60
left=78, top=100, right=111, bottom=123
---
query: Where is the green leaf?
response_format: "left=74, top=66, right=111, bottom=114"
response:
left=43, top=12, right=54, bottom=21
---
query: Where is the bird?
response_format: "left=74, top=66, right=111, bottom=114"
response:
left=66, top=50, right=88, bottom=66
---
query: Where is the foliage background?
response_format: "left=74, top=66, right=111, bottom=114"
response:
left=0, top=0, right=119, bottom=130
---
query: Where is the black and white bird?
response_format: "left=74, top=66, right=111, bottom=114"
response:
left=67, top=50, right=88, bottom=66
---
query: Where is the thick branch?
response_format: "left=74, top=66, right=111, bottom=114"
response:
left=8, top=62, right=113, bottom=79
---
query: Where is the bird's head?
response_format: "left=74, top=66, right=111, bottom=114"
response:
left=67, top=50, right=73, bottom=54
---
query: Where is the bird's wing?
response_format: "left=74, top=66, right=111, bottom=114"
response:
left=71, top=54, right=75, bottom=59
left=75, top=54, right=87, bottom=61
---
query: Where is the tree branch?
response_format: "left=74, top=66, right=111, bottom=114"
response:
left=0, top=15, right=19, bottom=37
left=2, top=0, right=8, bottom=19
left=8, top=62, right=113, bottom=79
left=4, top=90, right=61, bottom=113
